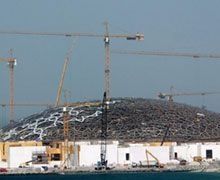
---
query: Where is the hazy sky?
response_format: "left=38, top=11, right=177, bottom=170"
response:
left=0, top=0, right=220, bottom=123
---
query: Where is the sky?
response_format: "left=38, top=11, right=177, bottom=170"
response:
left=0, top=0, right=220, bottom=124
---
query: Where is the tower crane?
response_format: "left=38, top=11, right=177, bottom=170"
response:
left=158, top=90, right=220, bottom=146
left=0, top=25, right=144, bottom=102
left=112, top=49, right=220, bottom=146
left=111, top=50, right=220, bottom=59
left=158, top=91, right=220, bottom=102
left=0, top=49, right=17, bottom=123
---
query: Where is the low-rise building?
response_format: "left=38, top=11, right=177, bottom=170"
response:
left=2, top=140, right=220, bottom=169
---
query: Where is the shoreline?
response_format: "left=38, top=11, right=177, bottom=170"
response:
left=0, top=164, right=220, bottom=176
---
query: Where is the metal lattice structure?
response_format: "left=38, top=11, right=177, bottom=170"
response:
left=100, top=92, right=108, bottom=168
left=1, top=98, right=220, bottom=143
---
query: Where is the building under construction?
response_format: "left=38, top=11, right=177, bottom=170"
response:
left=1, top=27, right=220, bottom=171
left=1, top=98, right=220, bottom=142
left=1, top=98, right=220, bottom=169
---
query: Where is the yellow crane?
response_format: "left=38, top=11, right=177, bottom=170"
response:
left=0, top=24, right=144, bottom=102
left=55, top=57, right=69, bottom=107
left=55, top=40, right=75, bottom=107
left=145, top=149, right=163, bottom=168
left=0, top=49, right=17, bottom=123
left=0, top=101, right=100, bottom=108
left=62, top=106, right=70, bottom=169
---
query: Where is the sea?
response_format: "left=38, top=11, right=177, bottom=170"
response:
left=1, top=172, right=220, bottom=180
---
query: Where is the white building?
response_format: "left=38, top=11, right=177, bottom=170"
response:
left=173, top=142, right=220, bottom=162
left=8, top=146, right=47, bottom=168
left=79, top=143, right=118, bottom=166
left=77, top=141, right=170, bottom=166
left=5, top=141, right=220, bottom=168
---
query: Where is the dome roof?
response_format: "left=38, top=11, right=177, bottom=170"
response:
left=1, top=98, right=220, bottom=143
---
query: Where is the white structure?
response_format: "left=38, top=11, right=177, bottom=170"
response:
left=173, top=142, right=220, bottom=162
left=78, top=141, right=220, bottom=166
left=78, top=142, right=118, bottom=166
left=130, top=146, right=170, bottom=164
left=8, top=146, right=46, bottom=168
left=77, top=141, right=170, bottom=166
left=117, top=146, right=130, bottom=165
left=200, top=143, right=220, bottom=161
left=6, top=141, right=220, bottom=168
left=173, top=144, right=198, bottom=162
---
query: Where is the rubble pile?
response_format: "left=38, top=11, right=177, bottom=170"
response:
left=1, top=98, right=220, bottom=142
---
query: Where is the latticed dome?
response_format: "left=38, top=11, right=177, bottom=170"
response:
left=1, top=98, right=220, bottom=143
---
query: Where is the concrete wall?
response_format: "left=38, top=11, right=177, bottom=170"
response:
left=117, top=147, right=130, bottom=165
left=7, top=141, right=220, bottom=168
left=79, top=143, right=170, bottom=166
left=78, top=142, right=220, bottom=166
left=173, top=143, right=220, bottom=162
left=201, top=144, right=220, bottom=160
left=130, top=146, right=170, bottom=164
left=8, top=146, right=46, bottom=168
left=173, top=144, right=197, bottom=162
left=79, top=144, right=118, bottom=166
left=0, top=141, right=42, bottom=162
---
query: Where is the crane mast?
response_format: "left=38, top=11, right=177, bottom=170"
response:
left=8, top=49, right=16, bottom=123
left=62, top=106, right=70, bottom=169
left=104, top=22, right=110, bottom=101
left=9, top=62, right=14, bottom=123
left=0, top=50, right=16, bottom=124
left=100, top=91, right=108, bottom=169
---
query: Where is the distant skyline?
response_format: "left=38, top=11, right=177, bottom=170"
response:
left=0, top=0, right=220, bottom=123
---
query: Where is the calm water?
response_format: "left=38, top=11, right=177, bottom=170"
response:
left=1, top=172, right=220, bottom=180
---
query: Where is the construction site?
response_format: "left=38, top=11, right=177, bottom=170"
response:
left=0, top=96, right=220, bottom=172
left=0, top=18, right=220, bottom=174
